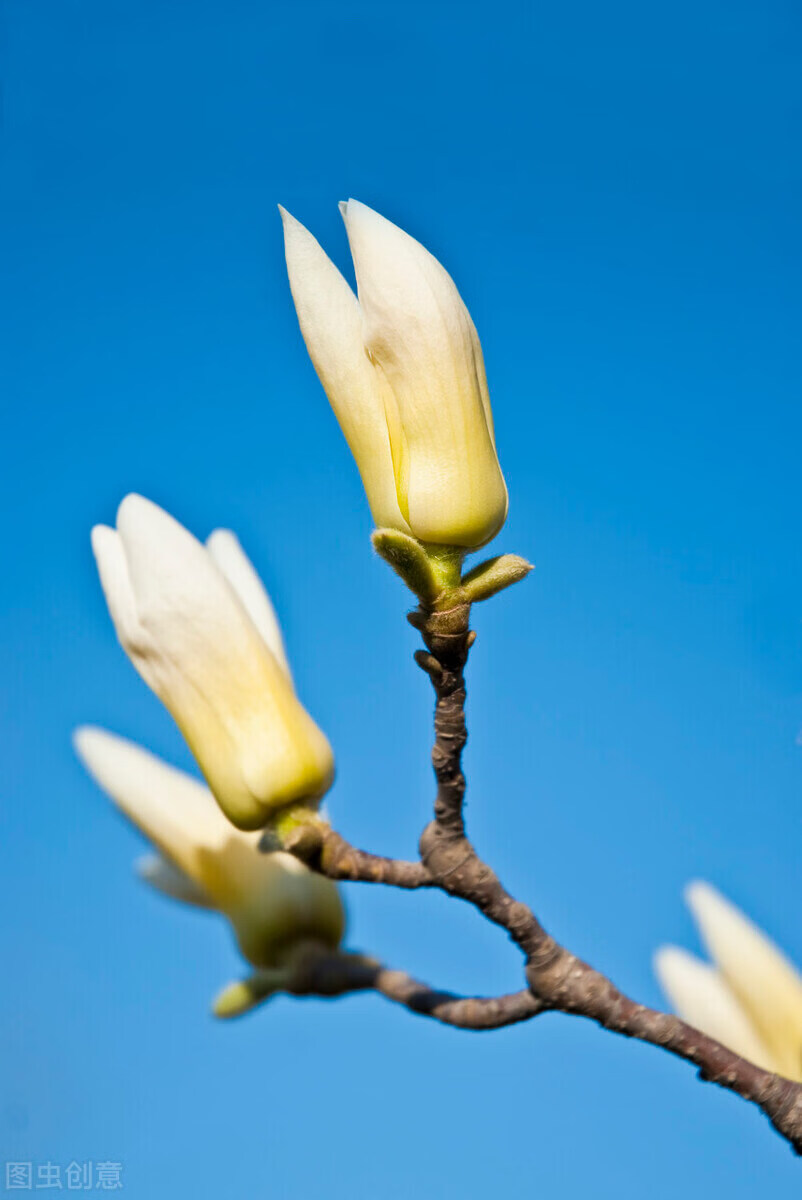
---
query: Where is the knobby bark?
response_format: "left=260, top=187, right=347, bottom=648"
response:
left=282, top=948, right=542, bottom=1030
left=285, top=599, right=802, bottom=1155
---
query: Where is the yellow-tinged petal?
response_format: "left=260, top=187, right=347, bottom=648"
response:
left=654, top=945, right=776, bottom=1072
left=686, top=882, right=802, bottom=1081
left=280, top=206, right=410, bottom=534
left=223, top=850, right=345, bottom=969
left=75, top=726, right=231, bottom=872
left=340, top=199, right=508, bottom=547
left=93, top=494, right=334, bottom=829
left=205, top=529, right=292, bottom=681
left=75, top=727, right=345, bottom=968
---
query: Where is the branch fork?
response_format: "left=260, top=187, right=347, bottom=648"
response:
left=268, top=558, right=802, bottom=1157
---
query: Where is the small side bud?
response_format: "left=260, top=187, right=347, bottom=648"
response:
left=371, top=529, right=443, bottom=603
left=212, top=970, right=286, bottom=1019
left=413, top=649, right=444, bottom=683
left=461, top=554, right=533, bottom=603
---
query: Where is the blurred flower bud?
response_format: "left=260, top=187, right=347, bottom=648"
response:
left=74, top=727, right=345, bottom=970
left=655, top=881, right=802, bottom=1079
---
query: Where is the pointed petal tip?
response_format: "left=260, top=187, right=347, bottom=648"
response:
left=339, top=198, right=374, bottom=226
left=90, top=522, right=115, bottom=552
left=72, top=726, right=137, bottom=792
left=73, top=722, right=116, bottom=761
left=278, top=204, right=301, bottom=231
left=115, top=493, right=169, bottom=541
left=117, top=490, right=169, bottom=524
left=72, top=723, right=100, bottom=761
left=205, top=527, right=238, bottom=552
left=116, top=491, right=147, bottom=519
left=653, top=944, right=700, bottom=978
left=684, top=879, right=722, bottom=916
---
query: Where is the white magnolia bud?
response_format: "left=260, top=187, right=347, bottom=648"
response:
left=654, top=882, right=802, bottom=1080
left=74, top=727, right=345, bottom=968
left=90, top=494, right=333, bottom=829
left=653, top=946, right=774, bottom=1071
left=282, top=200, right=508, bottom=549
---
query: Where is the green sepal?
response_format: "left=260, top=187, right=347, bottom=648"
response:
left=461, top=554, right=533, bottom=603
left=212, top=969, right=287, bottom=1019
left=372, top=529, right=445, bottom=604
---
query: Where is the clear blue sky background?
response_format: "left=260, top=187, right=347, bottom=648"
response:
left=2, top=0, right=800, bottom=1195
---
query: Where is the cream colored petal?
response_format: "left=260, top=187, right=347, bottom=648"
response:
left=111, top=494, right=334, bottom=829
left=687, top=882, right=802, bottom=1081
left=116, top=494, right=262, bottom=669
left=75, top=728, right=344, bottom=967
left=340, top=199, right=507, bottom=547
left=74, top=726, right=232, bottom=887
left=205, top=529, right=292, bottom=681
left=280, top=206, right=409, bottom=533
left=225, top=850, right=346, bottom=969
left=654, top=946, right=776, bottom=1071
left=90, top=525, right=160, bottom=693
left=136, top=853, right=214, bottom=909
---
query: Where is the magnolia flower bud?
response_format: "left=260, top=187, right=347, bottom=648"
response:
left=281, top=200, right=508, bottom=549
left=90, top=494, right=334, bottom=830
left=74, top=727, right=345, bottom=969
left=654, top=882, right=802, bottom=1080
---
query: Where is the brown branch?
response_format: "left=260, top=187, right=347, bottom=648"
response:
left=409, top=603, right=473, bottom=839
left=284, top=948, right=543, bottom=1030
left=280, top=596, right=802, bottom=1153
left=317, top=831, right=432, bottom=888
left=409, top=600, right=802, bottom=1155
left=523, top=947, right=802, bottom=1151
left=281, top=825, right=433, bottom=888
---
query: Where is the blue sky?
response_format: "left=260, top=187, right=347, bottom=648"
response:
left=2, top=0, right=801, bottom=1194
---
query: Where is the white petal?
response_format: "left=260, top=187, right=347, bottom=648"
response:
left=75, top=727, right=345, bottom=968
left=280, top=206, right=409, bottom=533
left=115, top=494, right=287, bottom=745
left=225, top=850, right=346, bottom=969
left=74, top=726, right=233, bottom=885
left=136, top=853, right=214, bottom=909
left=95, top=495, right=334, bottom=829
left=340, top=199, right=507, bottom=547
left=115, top=494, right=259, bottom=668
left=90, top=525, right=160, bottom=693
left=205, top=529, right=291, bottom=680
left=654, top=946, right=776, bottom=1071
left=686, top=882, right=802, bottom=1080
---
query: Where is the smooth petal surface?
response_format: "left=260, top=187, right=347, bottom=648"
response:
left=280, top=207, right=409, bottom=532
left=74, top=726, right=234, bottom=891
left=687, top=882, right=802, bottom=1080
left=341, top=199, right=508, bottom=546
left=224, top=849, right=346, bottom=969
left=205, top=529, right=291, bottom=679
left=93, top=495, right=334, bottom=828
left=91, top=525, right=159, bottom=692
left=654, top=945, right=775, bottom=1071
